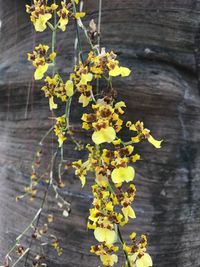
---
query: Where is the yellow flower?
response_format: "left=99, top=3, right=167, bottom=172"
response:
left=92, top=127, right=116, bottom=145
left=130, top=253, right=153, bottom=267
left=114, top=101, right=126, bottom=114
left=58, top=134, right=67, bottom=147
left=57, top=2, right=70, bottom=31
left=122, top=205, right=136, bottom=221
left=34, top=13, right=52, bottom=32
left=94, top=227, right=117, bottom=244
left=58, top=15, right=69, bottom=31
left=100, top=254, right=118, bottom=267
left=79, top=94, right=91, bottom=107
left=51, top=3, right=58, bottom=11
left=111, top=166, right=135, bottom=183
left=131, top=154, right=141, bottom=163
left=34, top=63, right=48, bottom=80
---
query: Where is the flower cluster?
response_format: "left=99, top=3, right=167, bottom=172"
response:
left=70, top=50, right=131, bottom=107
left=41, top=74, right=74, bottom=110
left=126, top=120, right=162, bottom=148
left=54, top=115, right=67, bottom=147
left=88, top=50, right=131, bottom=78
left=81, top=99, right=125, bottom=144
left=28, top=44, right=56, bottom=80
left=91, top=244, right=118, bottom=267
left=72, top=96, right=161, bottom=265
left=124, top=233, right=153, bottom=267
left=26, top=0, right=85, bottom=32
left=20, top=1, right=163, bottom=267
left=26, top=0, right=57, bottom=32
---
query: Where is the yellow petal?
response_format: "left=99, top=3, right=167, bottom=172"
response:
left=131, top=154, right=141, bottom=163
left=58, top=134, right=66, bottom=147
left=49, top=52, right=56, bottom=61
left=94, top=227, right=116, bottom=244
left=136, top=259, right=144, bottom=267
left=130, top=232, right=136, bottom=240
left=79, top=73, right=93, bottom=85
left=34, top=63, right=48, bottom=80
left=148, top=135, right=162, bottom=148
left=111, top=166, right=135, bottom=183
left=92, top=127, right=116, bottom=145
left=131, top=136, right=140, bottom=143
left=100, top=254, right=118, bottom=266
left=105, top=228, right=117, bottom=244
left=80, top=175, right=86, bottom=187
left=114, top=101, right=126, bottom=109
left=75, top=12, right=86, bottom=19
left=120, top=67, right=131, bottom=77
left=58, top=17, right=69, bottom=31
left=51, top=3, right=58, bottom=10
left=49, top=96, right=57, bottom=110
left=74, top=0, right=79, bottom=3
left=109, top=66, right=121, bottom=77
left=65, top=80, right=74, bottom=97
left=129, top=124, right=137, bottom=131
left=79, top=94, right=91, bottom=107
left=122, top=206, right=136, bottom=221
left=94, top=227, right=106, bottom=243
left=34, top=14, right=52, bottom=32
left=141, top=253, right=153, bottom=267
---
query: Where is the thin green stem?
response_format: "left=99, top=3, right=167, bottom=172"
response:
left=39, top=125, right=54, bottom=146
left=117, top=225, right=131, bottom=267
left=65, top=97, right=72, bottom=128
left=71, top=0, right=95, bottom=51
left=73, top=14, right=83, bottom=62
left=52, top=7, right=57, bottom=76
left=97, top=0, right=102, bottom=49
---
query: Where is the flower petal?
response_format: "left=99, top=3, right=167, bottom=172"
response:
left=34, top=14, right=52, bottom=32
left=109, top=66, right=121, bottom=77
left=79, top=94, right=91, bottom=107
left=142, top=253, right=153, bottom=267
left=148, top=135, right=162, bottom=148
left=34, top=63, right=48, bottom=80
left=49, top=96, right=57, bottom=110
left=92, top=127, right=116, bottom=145
left=111, top=166, right=135, bottom=183
left=94, top=227, right=106, bottom=243
left=120, top=67, right=131, bottom=77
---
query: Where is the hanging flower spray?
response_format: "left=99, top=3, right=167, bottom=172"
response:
left=2, top=1, right=162, bottom=266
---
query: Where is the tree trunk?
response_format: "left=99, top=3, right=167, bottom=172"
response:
left=0, top=0, right=200, bottom=266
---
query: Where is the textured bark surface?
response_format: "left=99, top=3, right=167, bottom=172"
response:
left=0, top=0, right=200, bottom=266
